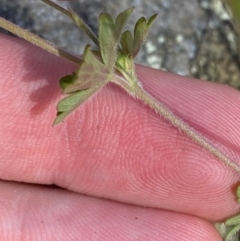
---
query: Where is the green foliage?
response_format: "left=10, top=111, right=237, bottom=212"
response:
left=63, top=46, right=111, bottom=94
left=119, top=14, right=157, bottom=58
left=120, top=30, right=133, bottom=55
left=225, top=185, right=240, bottom=240
left=98, top=8, right=133, bottom=69
left=53, top=7, right=157, bottom=125
left=132, top=14, right=158, bottom=57
left=117, top=13, right=158, bottom=84
left=53, top=45, right=112, bottom=125
left=59, top=73, right=75, bottom=89
left=226, top=0, right=240, bottom=23
left=54, top=86, right=104, bottom=126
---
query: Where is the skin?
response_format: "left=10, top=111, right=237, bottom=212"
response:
left=0, top=33, right=240, bottom=240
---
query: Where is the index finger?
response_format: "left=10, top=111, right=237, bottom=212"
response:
left=0, top=33, right=240, bottom=221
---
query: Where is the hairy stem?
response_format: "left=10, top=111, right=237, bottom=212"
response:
left=41, top=0, right=99, bottom=46
left=0, top=17, right=81, bottom=64
left=112, top=75, right=240, bottom=175
left=41, top=0, right=72, bottom=17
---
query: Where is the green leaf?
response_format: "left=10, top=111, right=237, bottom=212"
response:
left=54, top=8, right=157, bottom=125
left=54, top=45, right=113, bottom=125
left=99, top=8, right=134, bottom=70
left=132, top=17, right=148, bottom=57
left=64, top=45, right=111, bottom=94
left=226, top=214, right=240, bottom=226
left=132, top=14, right=157, bottom=57
left=99, top=13, right=116, bottom=69
left=115, top=7, right=134, bottom=39
left=120, top=30, right=133, bottom=55
left=59, top=73, right=76, bottom=90
left=147, top=14, right=158, bottom=28
left=225, top=223, right=240, bottom=240
left=53, top=87, right=100, bottom=126
left=116, top=13, right=157, bottom=86
left=237, top=185, right=240, bottom=201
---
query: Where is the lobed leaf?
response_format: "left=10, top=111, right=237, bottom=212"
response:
left=132, top=14, right=157, bottom=58
left=226, top=214, right=240, bottom=226
left=64, top=45, right=111, bottom=94
left=59, top=73, right=76, bottom=90
left=132, top=17, right=148, bottom=57
left=115, top=7, right=134, bottom=40
left=120, top=30, right=133, bottom=55
left=147, top=14, right=158, bottom=28
left=54, top=45, right=113, bottom=125
left=53, top=86, right=102, bottom=126
left=225, top=223, right=240, bottom=240
left=99, top=13, right=116, bottom=69
left=237, top=185, right=240, bottom=201
left=54, top=8, right=157, bottom=125
left=99, top=8, right=134, bottom=70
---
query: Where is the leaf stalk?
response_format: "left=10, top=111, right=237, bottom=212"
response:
left=0, top=17, right=81, bottom=64
left=112, top=75, right=240, bottom=175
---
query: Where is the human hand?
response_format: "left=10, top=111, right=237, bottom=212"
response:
left=0, top=34, right=240, bottom=240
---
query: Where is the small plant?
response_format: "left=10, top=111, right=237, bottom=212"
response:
left=225, top=186, right=240, bottom=239
left=0, top=0, right=240, bottom=239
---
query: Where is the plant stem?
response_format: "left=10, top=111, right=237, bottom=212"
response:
left=41, top=0, right=99, bottom=46
left=112, top=75, right=240, bottom=175
left=41, top=0, right=72, bottom=18
left=0, top=17, right=81, bottom=64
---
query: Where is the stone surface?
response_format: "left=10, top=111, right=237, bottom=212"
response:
left=1, top=0, right=240, bottom=89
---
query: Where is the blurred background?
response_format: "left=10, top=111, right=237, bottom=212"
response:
left=1, top=0, right=240, bottom=89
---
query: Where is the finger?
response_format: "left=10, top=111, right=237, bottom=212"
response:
left=0, top=34, right=239, bottom=221
left=0, top=181, right=222, bottom=241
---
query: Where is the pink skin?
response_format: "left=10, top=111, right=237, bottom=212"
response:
left=0, top=33, right=240, bottom=240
